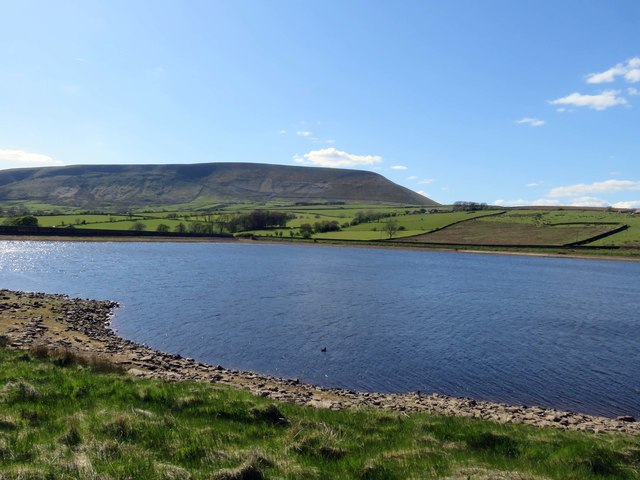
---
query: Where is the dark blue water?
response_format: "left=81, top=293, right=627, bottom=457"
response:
left=0, top=240, right=638, bottom=418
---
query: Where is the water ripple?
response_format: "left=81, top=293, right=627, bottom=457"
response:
left=0, top=241, right=638, bottom=417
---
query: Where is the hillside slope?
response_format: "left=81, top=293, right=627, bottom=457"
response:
left=0, top=162, right=436, bottom=208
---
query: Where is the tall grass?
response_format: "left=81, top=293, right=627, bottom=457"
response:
left=0, top=346, right=638, bottom=479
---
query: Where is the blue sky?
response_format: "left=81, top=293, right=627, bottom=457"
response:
left=2, top=1, right=640, bottom=207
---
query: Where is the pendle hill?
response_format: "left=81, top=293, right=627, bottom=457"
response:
left=0, top=162, right=436, bottom=209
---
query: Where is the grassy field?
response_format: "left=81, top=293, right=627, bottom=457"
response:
left=0, top=346, right=639, bottom=479
left=400, top=218, right=620, bottom=246
left=32, top=215, right=133, bottom=228
left=314, top=211, right=501, bottom=241
left=4, top=206, right=640, bottom=254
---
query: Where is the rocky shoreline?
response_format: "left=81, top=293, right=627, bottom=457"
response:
left=0, top=289, right=637, bottom=435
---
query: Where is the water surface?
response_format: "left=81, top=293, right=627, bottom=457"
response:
left=0, top=240, right=638, bottom=418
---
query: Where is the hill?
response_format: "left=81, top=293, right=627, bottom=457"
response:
left=0, top=162, right=436, bottom=209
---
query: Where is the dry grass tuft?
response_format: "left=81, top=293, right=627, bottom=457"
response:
left=154, top=462, right=192, bottom=480
left=1, top=380, right=40, bottom=403
left=28, top=344, right=124, bottom=373
left=441, top=467, right=550, bottom=480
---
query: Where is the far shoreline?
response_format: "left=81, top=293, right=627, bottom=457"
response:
left=1, top=233, right=639, bottom=264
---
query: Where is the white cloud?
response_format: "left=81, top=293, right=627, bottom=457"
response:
left=326, top=139, right=335, bottom=144
left=493, top=198, right=560, bottom=207
left=626, top=69, right=640, bottom=83
left=612, top=200, right=640, bottom=209
left=293, top=147, right=383, bottom=168
left=406, top=175, right=418, bottom=180
left=627, top=87, right=639, bottom=96
left=534, top=198, right=563, bottom=206
left=548, top=179, right=640, bottom=197
left=515, top=117, right=545, bottom=127
left=568, top=196, right=610, bottom=207
left=586, top=57, right=640, bottom=84
left=549, top=90, right=627, bottom=111
left=296, top=131, right=313, bottom=137
left=416, top=190, right=431, bottom=198
left=0, top=149, right=64, bottom=167
left=526, top=181, right=544, bottom=188
left=586, top=63, right=626, bottom=84
left=418, top=178, right=435, bottom=185
left=390, top=165, right=407, bottom=171
left=278, top=129, right=287, bottom=134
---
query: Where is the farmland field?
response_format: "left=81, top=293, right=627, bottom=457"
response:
left=4, top=206, right=640, bottom=253
left=396, top=219, right=621, bottom=246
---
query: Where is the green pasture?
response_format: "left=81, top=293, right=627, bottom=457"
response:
left=404, top=219, right=618, bottom=246
left=0, top=346, right=638, bottom=479
left=474, top=210, right=640, bottom=247
left=4, top=204, right=640, bottom=250
left=75, top=219, right=185, bottom=231
left=484, top=210, right=627, bottom=225
left=312, top=211, right=501, bottom=240
left=34, top=215, right=132, bottom=227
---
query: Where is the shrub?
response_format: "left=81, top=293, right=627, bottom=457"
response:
left=3, top=215, right=38, bottom=227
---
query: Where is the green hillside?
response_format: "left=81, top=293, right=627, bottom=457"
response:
left=0, top=163, right=437, bottom=210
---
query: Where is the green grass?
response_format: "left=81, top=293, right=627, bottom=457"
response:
left=404, top=218, right=620, bottom=246
left=75, top=219, right=186, bottom=232
left=313, top=211, right=502, bottom=240
left=33, top=214, right=133, bottom=227
left=0, top=347, right=638, bottom=479
left=5, top=205, right=640, bottom=254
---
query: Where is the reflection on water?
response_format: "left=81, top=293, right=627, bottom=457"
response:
left=0, top=240, right=639, bottom=417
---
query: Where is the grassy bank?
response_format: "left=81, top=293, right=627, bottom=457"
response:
left=0, top=347, right=638, bottom=479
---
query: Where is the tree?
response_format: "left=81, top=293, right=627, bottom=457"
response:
left=383, top=219, right=399, bottom=238
left=313, top=220, right=341, bottom=233
left=3, top=216, right=39, bottom=227
left=156, top=223, right=170, bottom=233
left=186, top=222, right=214, bottom=234
left=129, top=221, right=146, bottom=231
left=174, top=223, right=186, bottom=233
left=299, top=223, right=313, bottom=238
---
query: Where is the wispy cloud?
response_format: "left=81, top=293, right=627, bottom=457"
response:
left=548, top=179, right=640, bottom=197
left=515, top=117, right=545, bottom=127
left=390, top=165, right=407, bottom=171
left=549, top=90, right=627, bottom=111
left=293, top=148, right=382, bottom=168
left=586, top=57, right=640, bottom=84
left=278, top=129, right=287, bottom=134
left=628, top=87, right=639, bottom=96
left=0, top=149, right=64, bottom=167
left=627, top=69, right=640, bottom=83
left=586, top=64, right=627, bottom=84
left=418, top=178, right=435, bottom=185
left=296, top=131, right=313, bottom=137
left=416, top=190, right=431, bottom=198
left=406, top=175, right=418, bottom=181
left=612, top=200, right=640, bottom=209
left=526, top=181, right=544, bottom=188
left=568, top=196, right=609, bottom=207
left=493, top=198, right=560, bottom=207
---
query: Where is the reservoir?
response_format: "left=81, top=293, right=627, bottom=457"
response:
left=0, top=240, right=638, bottom=418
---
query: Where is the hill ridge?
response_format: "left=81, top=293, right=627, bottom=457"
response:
left=0, top=162, right=437, bottom=208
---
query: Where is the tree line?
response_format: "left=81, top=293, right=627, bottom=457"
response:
left=452, top=201, right=489, bottom=212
